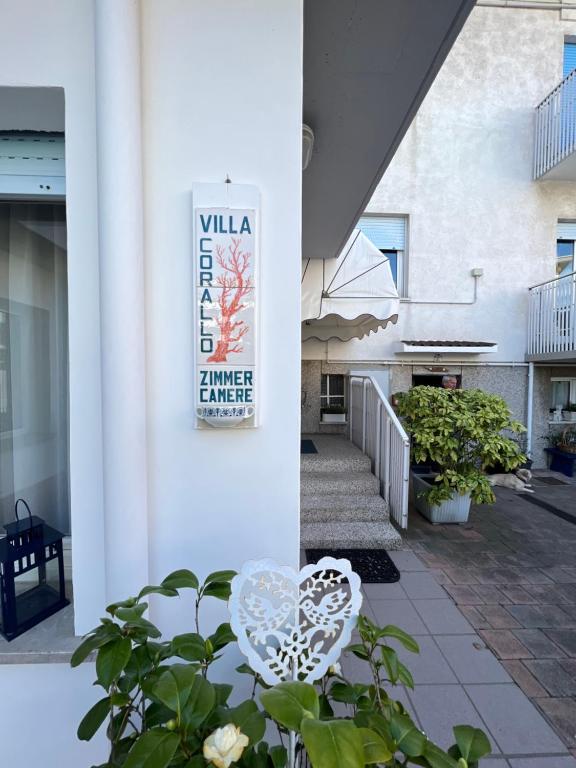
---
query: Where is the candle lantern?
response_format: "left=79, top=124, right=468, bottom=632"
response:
left=0, top=499, right=69, bottom=641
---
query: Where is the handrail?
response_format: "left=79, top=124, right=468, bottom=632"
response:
left=349, top=374, right=410, bottom=530
left=534, top=70, right=576, bottom=179
left=527, top=271, right=576, bottom=357
left=529, top=271, right=576, bottom=291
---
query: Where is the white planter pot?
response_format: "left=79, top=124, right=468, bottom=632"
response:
left=411, top=472, right=471, bottom=524
left=562, top=411, right=576, bottom=423
left=321, top=413, right=347, bottom=424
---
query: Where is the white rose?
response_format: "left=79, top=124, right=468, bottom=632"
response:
left=329, top=662, right=342, bottom=676
left=203, top=724, right=250, bottom=768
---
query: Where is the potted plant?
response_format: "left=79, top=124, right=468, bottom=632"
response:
left=396, top=386, right=526, bottom=524
left=321, top=404, right=347, bottom=424
left=562, top=403, right=576, bottom=423
left=544, top=428, right=576, bottom=476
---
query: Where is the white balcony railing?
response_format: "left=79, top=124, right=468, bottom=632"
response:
left=528, top=271, right=576, bottom=358
left=349, top=375, right=410, bottom=529
left=534, top=70, right=576, bottom=179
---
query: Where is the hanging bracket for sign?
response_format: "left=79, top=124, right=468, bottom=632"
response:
left=193, top=183, right=259, bottom=428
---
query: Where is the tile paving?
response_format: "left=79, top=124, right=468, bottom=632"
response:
left=397, top=472, right=576, bottom=761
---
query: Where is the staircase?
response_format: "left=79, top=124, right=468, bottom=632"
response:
left=301, top=434, right=402, bottom=549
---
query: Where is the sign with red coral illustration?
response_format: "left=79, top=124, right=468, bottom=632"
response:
left=194, top=205, right=257, bottom=428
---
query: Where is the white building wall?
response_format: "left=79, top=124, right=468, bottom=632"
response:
left=141, top=0, right=302, bottom=636
left=303, top=6, right=576, bottom=366
left=0, top=1, right=302, bottom=764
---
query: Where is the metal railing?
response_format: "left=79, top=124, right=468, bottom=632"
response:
left=349, top=375, right=410, bottom=529
left=528, top=271, right=576, bottom=357
left=534, top=70, right=576, bottom=179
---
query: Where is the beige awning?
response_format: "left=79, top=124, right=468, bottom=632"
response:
left=302, top=230, right=399, bottom=342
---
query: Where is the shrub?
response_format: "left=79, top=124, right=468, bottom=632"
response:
left=396, top=386, right=526, bottom=506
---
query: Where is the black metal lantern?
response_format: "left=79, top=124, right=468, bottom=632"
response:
left=0, top=499, right=69, bottom=641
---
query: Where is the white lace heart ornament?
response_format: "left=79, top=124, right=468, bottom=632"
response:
left=229, top=558, right=362, bottom=686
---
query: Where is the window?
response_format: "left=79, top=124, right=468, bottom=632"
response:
left=557, top=221, right=576, bottom=276
left=357, top=215, right=407, bottom=295
left=321, top=374, right=345, bottom=408
left=0, top=201, right=69, bottom=533
left=564, top=40, right=576, bottom=79
left=551, top=377, right=576, bottom=409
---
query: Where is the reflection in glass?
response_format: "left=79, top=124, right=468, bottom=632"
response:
left=0, top=202, right=69, bottom=532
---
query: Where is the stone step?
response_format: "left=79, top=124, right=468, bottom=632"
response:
left=301, top=452, right=372, bottom=474
left=301, top=494, right=389, bottom=523
left=301, top=471, right=380, bottom=497
left=301, top=521, right=402, bottom=550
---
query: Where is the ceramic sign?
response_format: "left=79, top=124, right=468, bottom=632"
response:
left=194, top=203, right=258, bottom=428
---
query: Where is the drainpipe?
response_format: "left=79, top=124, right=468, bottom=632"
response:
left=95, top=0, right=149, bottom=602
left=527, top=362, right=535, bottom=459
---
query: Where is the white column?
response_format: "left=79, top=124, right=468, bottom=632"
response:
left=95, top=0, right=149, bottom=601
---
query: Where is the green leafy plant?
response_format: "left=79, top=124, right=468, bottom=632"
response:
left=321, top=405, right=347, bottom=415
left=257, top=614, right=491, bottom=768
left=71, top=568, right=284, bottom=768
left=395, top=386, right=526, bottom=506
left=73, top=575, right=491, bottom=768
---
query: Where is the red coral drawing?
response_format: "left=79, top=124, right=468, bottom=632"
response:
left=207, top=237, right=253, bottom=363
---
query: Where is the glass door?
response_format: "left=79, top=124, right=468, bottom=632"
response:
left=0, top=201, right=69, bottom=533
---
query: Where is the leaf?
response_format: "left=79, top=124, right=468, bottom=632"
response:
left=269, top=745, right=288, bottom=768
left=260, top=682, right=320, bottom=731
left=96, top=638, right=132, bottom=689
left=208, top=622, right=236, bottom=651
left=202, top=581, right=232, bottom=600
left=153, top=665, right=197, bottom=717
left=161, top=569, right=199, bottom=590
left=77, top=697, right=110, bottom=741
left=213, top=683, right=233, bottom=706
left=138, top=585, right=179, bottom=600
left=183, top=758, right=206, bottom=768
left=301, top=719, right=364, bottom=768
left=115, top=603, right=149, bottom=622
left=70, top=625, right=120, bottom=667
left=221, top=699, right=266, bottom=745
left=180, top=673, right=216, bottom=728
left=390, top=712, right=426, bottom=757
left=171, top=633, right=206, bottom=662
left=123, top=729, right=180, bottom=768
left=453, top=725, right=491, bottom=763
left=345, top=643, right=370, bottom=660
left=380, top=645, right=399, bottom=684
left=397, top=660, right=415, bottom=690
left=379, top=625, right=420, bottom=653
left=424, top=741, right=461, bottom=768
left=359, top=727, right=393, bottom=764
left=204, top=569, right=236, bottom=584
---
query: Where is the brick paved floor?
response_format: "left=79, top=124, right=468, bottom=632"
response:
left=402, top=471, right=576, bottom=760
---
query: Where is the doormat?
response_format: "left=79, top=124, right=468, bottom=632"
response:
left=533, top=476, right=568, bottom=486
left=305, top=549, right=400, bottom=583
left=301, top=439, right=318, bottom=454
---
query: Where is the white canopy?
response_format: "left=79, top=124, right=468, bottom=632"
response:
left=302, top=230, right=399, bottom=342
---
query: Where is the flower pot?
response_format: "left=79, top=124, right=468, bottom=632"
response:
left=321, top=413, right=347, bottom=424
left=411, top=472, right=471, bottom=524
left=563, top=411, right=576, bottom=423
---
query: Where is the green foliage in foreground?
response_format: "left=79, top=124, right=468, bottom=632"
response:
left=73, top=573, right=491, bottom=768
left=395, top=386, right=526, bottom=505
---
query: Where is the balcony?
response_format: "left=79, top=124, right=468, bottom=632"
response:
left=534, top=70, right=576, bottom=180
left=528, top=271, right=576, bottom=361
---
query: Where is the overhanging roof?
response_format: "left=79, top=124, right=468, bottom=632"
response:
left=303, top=0, right=476, bottom=260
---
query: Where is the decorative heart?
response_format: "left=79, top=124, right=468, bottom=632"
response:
left=229, top=557, right=363, bottom=686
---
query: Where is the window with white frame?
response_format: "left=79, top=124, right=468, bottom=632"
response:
left=357, top=215, right=407, bottom=296
left=551, top=377, right=576, bottom=409
left=557, top=221, right=576, bottom=277
left=320, top=374, right=345, bottom=409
